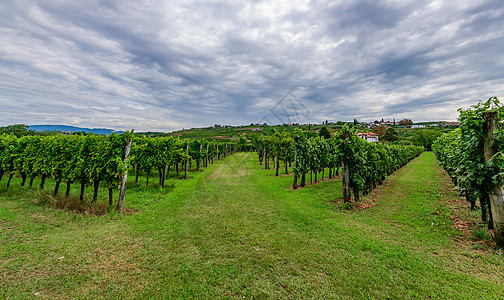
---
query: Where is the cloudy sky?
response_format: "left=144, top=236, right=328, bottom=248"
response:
left=1, top=0, right=503, bottom=132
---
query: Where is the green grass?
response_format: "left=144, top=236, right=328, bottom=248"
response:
left=1, top=152, right=504, bottom=299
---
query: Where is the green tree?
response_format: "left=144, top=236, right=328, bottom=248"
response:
left=0, top=124, right=36, bottom=137
left=319, top=126, right=331, bottom=139
left=412, top=129, right=442, bottom=148
left=383, top=127, right=400, bottom=142
left=398, top=119, right=413, bottom=126
left=373, top=125, right=387, bottom=137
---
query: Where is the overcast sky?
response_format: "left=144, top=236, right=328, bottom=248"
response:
left=1, top=0, right=503, bottom=132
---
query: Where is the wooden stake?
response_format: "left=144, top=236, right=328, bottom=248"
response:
left=117, top=138, right=132, bottom=212
left=483, top=111, right=504, bottom=246
left=184, top=142, right=189, bottom=179
left=342, top=131, right=351, bottom=203
left=293, top=141, right=297, bottom=189
left=162, top=147, right=168, bottom=188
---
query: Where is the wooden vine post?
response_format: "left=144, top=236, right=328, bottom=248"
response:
left=205, top=143, right=209, bottom=167
left=117, top=138, right=132, bottom=212
left=342, top=131, right=351, bottom=203
left=162, top=146, right=168, bottom=188
left=197, top=143, right=202, bottom=170
left=293, top=138, right=298, bottom=189
left=212, top=143, right=215, bottom=164
left=184, top=142, right=189, bottom=179
left=483, top=111, right=504, bottom=247
left=263, top=144, right=267, bottom=170
left=275, top=144, right=280, bottom=176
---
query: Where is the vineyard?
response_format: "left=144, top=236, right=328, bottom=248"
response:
left=433, top=96, right=504, bottom=247
left=2, top=148, right=504, bottom=298
left=1, top=126, right=423, bottom=213
left=250, top=127, right=423, bottom=201
left=2, top=99, right=504, bottom=298
left=0, top=133, right=240, bottom=211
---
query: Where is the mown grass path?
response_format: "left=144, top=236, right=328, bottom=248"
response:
left=1, top=152, right=503, bottom=299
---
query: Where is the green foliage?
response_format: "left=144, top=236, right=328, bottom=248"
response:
left=0, top=134, right=18, bottom=176
left=383, top=127, right=400, bottom=142
left=288, top=124, right=423, bottom=197
left=0, top=124, right=37, bottom=137
left=412, top=129, right=443, bottom=149
left=0, top=130, right=241, bottom=203
left=2, top=152, right=503, bottom=299
left=433, top=96, right=504, bottom=222
left=473, top=227, right=492, bottom=242
left=319, top=126, right=331, bottom=139
left=238, top=135, right=248, bottom=151
left=334, top=125, right=423, bottom=199
left=0, top=131, right=137, bottom=196
left=250, top=124, right=423, bottom=197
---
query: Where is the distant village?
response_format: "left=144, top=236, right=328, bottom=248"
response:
left=208, top=119, right=459, bottom=132
left=203, top=119, right=459, bottom=144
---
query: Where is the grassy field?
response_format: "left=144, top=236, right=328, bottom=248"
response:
left=1, top=152, right=503, bottom=299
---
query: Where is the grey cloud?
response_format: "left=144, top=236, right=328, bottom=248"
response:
left=0, top=0, right=503, bottom=131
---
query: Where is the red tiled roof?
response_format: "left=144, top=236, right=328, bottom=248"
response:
left=357, top=132, right=379, bottom=137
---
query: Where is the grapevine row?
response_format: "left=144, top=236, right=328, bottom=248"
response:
left=251, top=127, right=424, bottom=202
left=432, top=96, right=504, bottom=245
left=0, top=133, right=238, bottom=209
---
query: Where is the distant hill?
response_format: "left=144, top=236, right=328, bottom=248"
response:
left=29, top=125, right=124, bottom=135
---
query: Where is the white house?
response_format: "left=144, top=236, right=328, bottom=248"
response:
left=357, top=132, right=379, bottom=142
